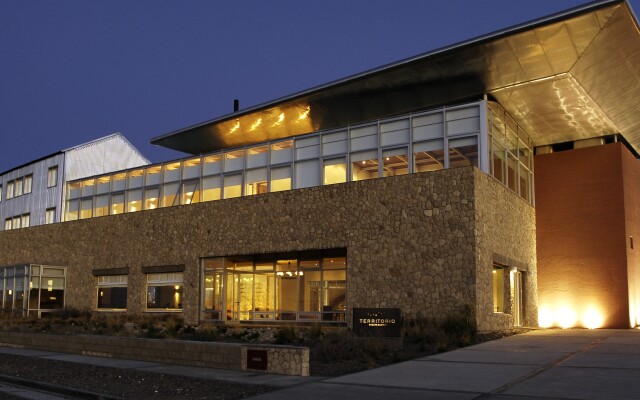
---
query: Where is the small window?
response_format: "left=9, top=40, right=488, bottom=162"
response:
left=97, top=275, right=128, bottom=310
left=45, top=208, right=56, bottom=224
left=7, top=181, right=14, bottom=199
left=15, top=178, right=23, bottom=197
left=47, top=167, right=58, bottom=188
left=24, top=175, right=32, bottom=194
left=323, top=158, right=347, bottom=185
left=146, top=272, right=183, bottom=310
left=21, top=214, right=30, bottom=228
left=493, top=265, right=505, bottom=313
left=4, top=218, right=11, bottom=230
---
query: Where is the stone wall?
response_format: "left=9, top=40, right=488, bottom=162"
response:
left=474, top=170, right=537, bottom=331
left=0, top=167, right=535, bottom=330
left=0, top=331, right=309, bottom=376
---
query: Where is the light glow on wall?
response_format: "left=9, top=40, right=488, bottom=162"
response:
left=538, top=305, right=605, bottom=329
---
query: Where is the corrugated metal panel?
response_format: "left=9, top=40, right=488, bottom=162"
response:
left=0, top=153, right=65, bottom=227
left=64, top=134, right=149, bottom=181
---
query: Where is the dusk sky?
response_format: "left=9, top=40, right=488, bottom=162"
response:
left=1, top=0, right=636, bottom=173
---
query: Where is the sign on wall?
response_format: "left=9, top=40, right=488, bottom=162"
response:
left=353, top=308, right=402, bottom=337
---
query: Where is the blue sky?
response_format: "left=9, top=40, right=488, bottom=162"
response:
left=1, top=0, right=635, bottom=172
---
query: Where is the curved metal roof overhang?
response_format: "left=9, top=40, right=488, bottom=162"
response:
left=151, top=0, right=640, bottom=155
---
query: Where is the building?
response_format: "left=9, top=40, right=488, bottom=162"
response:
left=0, top=133, right=149, bottom=230
left=0, top=0, right=639, bottom=330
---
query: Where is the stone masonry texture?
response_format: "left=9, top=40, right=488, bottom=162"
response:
left=0, top=167, right=536, bottom=331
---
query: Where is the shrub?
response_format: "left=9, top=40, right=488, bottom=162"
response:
left=441, top=305, right=477, bottom=347
left=274, top=325, right=298, bottom=344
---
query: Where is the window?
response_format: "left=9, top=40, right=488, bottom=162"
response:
left=20, top=214, right=30, bottom=228
left=45, top=208, right=56, bottom=224
left=14, top=178, right=23, bottom=197
left=97, top=275, right=128, bottom=310
left=146, top=272, right=183, bottom=310
left=12, top=216, right=20, bottom=229
left=4, top=219, right=11, bottom=231
left=270, top=167, right=291, bottom=192
left=382, top=148, right=409, bottom=176
left=493, top=265, right=505, bottom=313
left=223, top=174, right=242, bottom=199
left=24, top=175, right=32, bottom=194
left=94, top=195, right=109, bottom=217
left=7, top=181, right=14, bottom=199
left=47, top=167, right=58, bottom=188
left=29, top=266, right=66, bottom=311
left=0, top=184, right=2, bottom=202
left=351, top=151, right=378, bottom=181
left=110, top=193, right=124, bottom=215
left=144, top=188, right=159, bottom=210
left=80, top=199, right=93, bottom=219
left=323, top=158, right=347, bottom=185
left=202, top=250, right=346, bottom=323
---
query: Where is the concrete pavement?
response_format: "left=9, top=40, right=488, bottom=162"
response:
left=249, top=329, right=640, bottom=400
left=1, top=329, right=639, bottom=399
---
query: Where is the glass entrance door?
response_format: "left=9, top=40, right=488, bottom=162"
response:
left=226, top=272, right=254, bottom=321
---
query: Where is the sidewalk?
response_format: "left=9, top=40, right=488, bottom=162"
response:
left=1, top=329, right=639, bottom=400
left=248, top=329, right=640, bottom=400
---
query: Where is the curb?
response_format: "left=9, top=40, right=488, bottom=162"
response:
left=0, top=373, right=123, bottom=400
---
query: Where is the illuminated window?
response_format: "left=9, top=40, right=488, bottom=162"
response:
left=94, top=195, right=109, bottom=217
left=65, top=200, right=79, bottom=221
left=493, top=265, right=505, bottom=313
left=202, top=176, right=221, bottom=201
left=81, top=179, right=95, bottom=197
left=126, top=190, right=142, bottom=212
left=146, top=272, right=183, bottom=310
left=4, top=218, right=12, bottom=230
left=111, top=173, right=126, bottom=192
left=80, top=199, right=92, bottom=219
left=145, top=166, right=162, bottom=186
left=183, top=158, right=201, bottom=180
left=163, top=162, right=181, bottom=182
left=323, top=158, right=347, bottom=185
left=144, top=188, right=159, bottom=210
left=45, top=208, right=56, bottom=224
left=270, top=167, right=291, bottom=192
left=128, top=169, right=144, bottom=188
left=96, top=176, right=111, bottom=194
left=14, top=178, right=23, bottom=197
left=97, top=275, right=127, bottom=310
left=161, top=183, right=179, bottom=207
left=223, top=174, right=242, bottom=199
left=414, top=140, right=444, bottom=173
left=246, top=169, right=267, bottom=195
left=47, top=166, right=58, bottom=188
left=110, top=193, right=124, bottom=215
left=24, top=175, right=32, bottom=194
left=382, top=148, right=409, bottom=176
left=351, top=151, right=378, bottom=181
left=181, top=181, right=200, bottom=204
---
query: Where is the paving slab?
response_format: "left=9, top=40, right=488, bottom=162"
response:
left=246, top=382, right=479, bottom=400
left=505, top=366, right=640, bottom=400
left=559, top=352, right=640, bottom=369
left=424, top=348, right=566, bottom=365
left=327, top=360, right=537, bottom=393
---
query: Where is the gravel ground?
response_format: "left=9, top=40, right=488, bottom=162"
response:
left=0, top=354, right=275, bottom=400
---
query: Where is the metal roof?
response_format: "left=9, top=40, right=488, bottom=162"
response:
left=151, top=0, right=640, bottom=154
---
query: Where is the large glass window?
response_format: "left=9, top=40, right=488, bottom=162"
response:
left=94, top=195, right=109, bottom=217
left=202, top=250, right=346, bottom=323
left=97, top=275, right=128, bottom=310
left=246, top=169, right=267, bottom=195
left=202, top=176, right=221, bottom=201
left=110, top=193, right=125, bottom=215
left=162, top=183, right=180, bottom=207
left=65, top=200, right=79, bottom=221
left=146, top=272, right=183, bottom=310
left=270, top=167, right=291, bottom=192
left=127, top=189, right=142, bottom=213
left=414, top=140, right=444, bottom=173
left=181, top=181, right=200, bottom=204
left=128, top=169, right=144, bottom=188
left=382, top=148, right=409, bottom=176
left=323, top=158, right=347, bottom=185
left=351, top=151, right=378, bottom=181
left=448, top=137, right=479, bottom=168
left=27, top=265, right=66, bottom=316
left=223, top=174, right=242, bottom=199
left=144, top=188, right=160, bottom=210
left=80, top=199, right=93, bottom=219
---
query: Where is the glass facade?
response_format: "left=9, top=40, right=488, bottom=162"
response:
left=487, top=102, right=534, bottom=203
left=64, top=101, right=534, bottom=222
left=202, top=250, right=346, bottom=323
left=0, top=265, right=65, bottom=317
